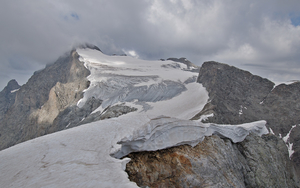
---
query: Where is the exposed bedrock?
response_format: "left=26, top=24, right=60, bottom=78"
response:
left=125, top=134, right=299, bottom=188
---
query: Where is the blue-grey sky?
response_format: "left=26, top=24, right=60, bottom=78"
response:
left=1, top=0, right=300, bottom=89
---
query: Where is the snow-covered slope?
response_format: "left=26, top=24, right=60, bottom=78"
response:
left=0, top=48, right=269, bottom=187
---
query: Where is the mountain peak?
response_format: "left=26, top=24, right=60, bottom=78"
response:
left=2, top=79, right=20, bottom=93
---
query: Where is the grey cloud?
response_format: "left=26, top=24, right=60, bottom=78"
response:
left=0, top=0, right=300, bottom=89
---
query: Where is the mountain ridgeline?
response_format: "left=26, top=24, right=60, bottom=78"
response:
left=0, top=45, right=299, bottom=187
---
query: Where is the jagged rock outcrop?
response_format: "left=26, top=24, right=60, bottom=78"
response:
left=52, top=102, right=137, bottom=131
left=166, top=57, right=200, bottom=72
left=99, top=104, right=138, bottom=120
left=125, top=134, right=299, bottom=188
left=0, top=46, right=94, bottom=150
left=0, top=79, right=20, bottom=121
left=195, top=61, right=300, bottom=179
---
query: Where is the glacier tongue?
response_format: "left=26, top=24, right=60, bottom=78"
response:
left=112, top=116, right=268, bottom=159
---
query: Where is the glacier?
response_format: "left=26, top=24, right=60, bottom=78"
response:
left=0, top=48, right=270, bottom=187
left=76, top=48, right=208, bottom=118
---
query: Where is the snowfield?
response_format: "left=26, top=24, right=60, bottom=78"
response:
left=0, top=48, right=269, bottom=187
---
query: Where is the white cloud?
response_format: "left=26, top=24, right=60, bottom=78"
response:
left=123, top=50, right=139, bottom=58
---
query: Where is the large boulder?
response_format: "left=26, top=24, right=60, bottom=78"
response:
left=125, top=134, right=298, bottom=188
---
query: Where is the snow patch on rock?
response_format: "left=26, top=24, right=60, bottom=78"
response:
left=282, top=125, right=297, bottom=158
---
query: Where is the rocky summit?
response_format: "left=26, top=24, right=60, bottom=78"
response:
left=0, top=45, right=299, bottom=187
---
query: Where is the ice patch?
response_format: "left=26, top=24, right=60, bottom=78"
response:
left=198, top=113, right=214, bottom=122
left=282, top=125, right=297, bottom=158
left=282, top=125, right=296, bottom=143
left=269, top=127, right=275, bottom=135
left=287, top=143, right=294, bottom=158
left=239, top=105, right=247, bottom=116
left=10, top=88, right=19, bottom=93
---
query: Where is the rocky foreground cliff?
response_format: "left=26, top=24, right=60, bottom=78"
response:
left=0, top=46, right=299, bottom=187
left=126, top=134, right=297, bottom=187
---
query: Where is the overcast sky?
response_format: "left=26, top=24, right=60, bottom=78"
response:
left=1, top=0, right=300, bottom=89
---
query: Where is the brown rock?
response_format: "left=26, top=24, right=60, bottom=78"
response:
left=125, top=134, right=299, bottom=188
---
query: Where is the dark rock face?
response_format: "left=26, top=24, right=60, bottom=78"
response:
left=238, top=134, right=298, bottom=187
left=99, top=104, right=138, bottom=120
left=51, top=102, right=137, bottom=131
left=195, top=61, right=300, bottom=179
left=194, top=61, right=275, bottom=124
left=49, top=97, right=103, bottom=132
left=126, top=134, right=298, bottom=188
left=0, top=79, right=20, bottom=120
left=291, top=125, right=300, bottom=181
